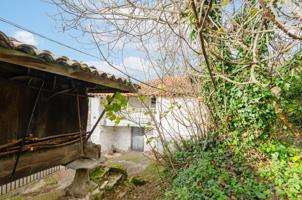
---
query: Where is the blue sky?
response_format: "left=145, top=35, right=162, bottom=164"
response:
left=0, top=0, right=149, bottom=79
left=0, top=0, right=94, bottom=61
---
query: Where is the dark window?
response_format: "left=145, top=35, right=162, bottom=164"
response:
left=151, top=97, right=156, bottom=108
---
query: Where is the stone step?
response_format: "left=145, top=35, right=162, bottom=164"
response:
left=105, top=174, right=124, bottom=190
left=89, top=167, right=127, bottom=199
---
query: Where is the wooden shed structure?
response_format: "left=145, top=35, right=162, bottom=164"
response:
left=0, top=31, right=136, bottom=185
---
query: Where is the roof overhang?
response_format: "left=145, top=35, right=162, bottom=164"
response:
left=0, top=47, right=135, bottom=92
left=0, top=31, right=138, bottom=93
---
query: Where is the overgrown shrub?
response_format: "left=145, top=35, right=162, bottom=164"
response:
left=277, top=71, right=302, bottom=132
left=259, top=141, right=302, bottom=200
left=163, top=141, right=302, bottom=200
left=164, top=146, right=271, bottom=200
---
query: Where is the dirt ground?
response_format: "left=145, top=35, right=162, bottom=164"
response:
left=104, top=151, right=152, bottom=176
left=4, top=151, right=165, bottom=200
left=102, top=151, right=166, bottom=200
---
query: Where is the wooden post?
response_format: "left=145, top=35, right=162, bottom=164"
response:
left=76, top=93, right=84, bottom=156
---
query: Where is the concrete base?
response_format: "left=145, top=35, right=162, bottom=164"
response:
left=66, top=168, right=90, bottom=198
left=65, top=158, right=103, bottom=198
left=66, top=158, right=103, bottom=170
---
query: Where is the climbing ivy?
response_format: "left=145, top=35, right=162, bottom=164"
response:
left=163, top=1, right=302, bottom=199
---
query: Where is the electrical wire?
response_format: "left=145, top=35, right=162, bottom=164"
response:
left=0, top=16, right=195, bottom=97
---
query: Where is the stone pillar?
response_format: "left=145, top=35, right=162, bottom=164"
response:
left=65, top=143, right=103, bottom=198
left=67, top=168, right=90, bottom=198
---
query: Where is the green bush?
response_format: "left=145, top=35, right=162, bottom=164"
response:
left=259, top=141, right=302, bottom=200
left=278, top=73, right=302, bottom=131
left=163, top=146, right=271, bottom=200
left=163, top=141, right=302, bottom=200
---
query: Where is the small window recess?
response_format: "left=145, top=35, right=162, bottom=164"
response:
left=151, top=97, right=156, bottom=108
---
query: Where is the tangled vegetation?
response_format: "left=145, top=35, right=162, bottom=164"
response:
left=163, top=1, right=302, bottom=199
left=158, top=0, right=302, bottom=199
left=163, top=67, right=302, bottom=199
left=50, top=0, right=302, bottom=199
left=164, top=146, right=271, bottom=200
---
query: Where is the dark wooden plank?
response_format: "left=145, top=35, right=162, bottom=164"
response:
left=0, top=79, right=88, bottom=145
left=0, top=142, right=82, bottom=185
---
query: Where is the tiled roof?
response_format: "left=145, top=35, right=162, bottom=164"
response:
left=138, top=76, right=199, bottom=97
left=92, top=76, right=199, bottom=97
left=0, top=31, right=137, bottom=92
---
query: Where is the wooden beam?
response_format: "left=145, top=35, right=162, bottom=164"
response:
left=0, top=47, right=134, bottom=92
left=0, top=142, right=82, bottom=185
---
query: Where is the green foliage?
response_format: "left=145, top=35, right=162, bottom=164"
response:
left=259, top=140, right=302, bottom=200
left=259, top=144, right=302, bottom=200
left=103, top=92, right=128, bottom=125
left=162, top=2, right=302, bottom=200
left=163, top=141, right=302, bottom=200
left=260, top=141, right=301, bottom=161
left=276, top=62, right=302, bottom=131
left=163, top=145, right=271, bottom=200
left=220, top=0, right=230, bottom=7
left=226, top=84, right=275, bottom=133
left=89, top=167, right=105, bottom=183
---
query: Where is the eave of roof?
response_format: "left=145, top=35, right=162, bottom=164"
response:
left=0, top=31, right=137, bottom=93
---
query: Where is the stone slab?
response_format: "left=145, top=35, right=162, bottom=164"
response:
left=66, top=158, right=104, bottom=170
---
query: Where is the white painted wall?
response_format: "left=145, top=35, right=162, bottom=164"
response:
left=156, top=97, right=208, bottom=138
left=88, top=97, right=103, bottom=145
left=99, top=126, right=132, bottom=152
left=88, top=95, right=208, bottom=153
left=151, top=97, right=209, bottom=152
left=99, top=126, right=154, bottom=153
left=144, top=128, right=155, bottom=152
left=88, top=96, right=132, bottom=153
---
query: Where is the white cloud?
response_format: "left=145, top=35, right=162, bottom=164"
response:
left=85, top=60, right=126, bottom=78
left=86, top=56, right=156, bottom=81
left=122, top=56, right=152, bottom=80
left=123, top=56, right=146, bottom=70
left=12, top=31, right=38, bottom=46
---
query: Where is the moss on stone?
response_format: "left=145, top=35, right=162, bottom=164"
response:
left=108, top=165, right=127, bottom=176
left=89, top=167, right=106, bottom=183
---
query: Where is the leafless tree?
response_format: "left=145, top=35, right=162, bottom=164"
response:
left=49, top=0, right=302, bottom=168
left=49, top=0, right=302, bottom=77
